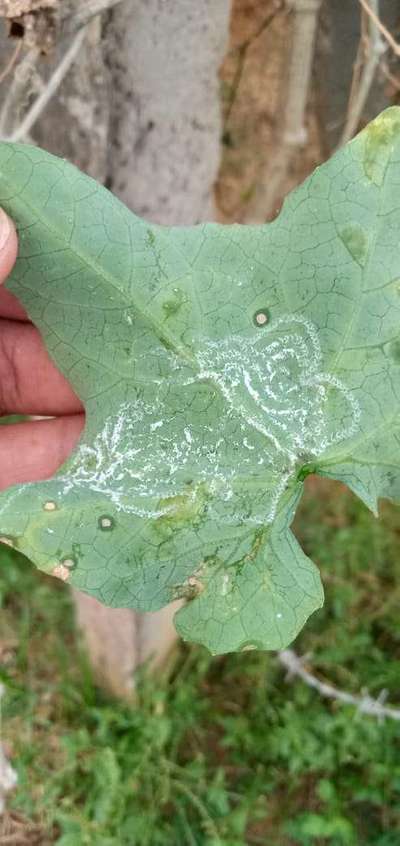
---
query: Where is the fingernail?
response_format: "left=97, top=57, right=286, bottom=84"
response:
left=0, top=208, right=12, bottom=252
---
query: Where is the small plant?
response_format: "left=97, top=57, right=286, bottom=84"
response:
left=0, top=108, right=400, bottom=656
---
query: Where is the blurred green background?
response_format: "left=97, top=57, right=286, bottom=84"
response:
left=1, top=478, right=400, bottom=846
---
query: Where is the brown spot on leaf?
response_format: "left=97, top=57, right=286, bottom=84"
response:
left=52, top=563, right=70, bottom=582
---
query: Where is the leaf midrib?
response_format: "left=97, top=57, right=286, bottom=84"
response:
left=3, top=149, right=196, bottom=367
left=1, top=146, right=304, bottom=507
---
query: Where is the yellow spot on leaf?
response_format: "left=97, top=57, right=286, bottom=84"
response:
left=362, top=107, right=400, bottom=185
left=339, top=225, right=368, bottom=267
left=157, top=483, right=209, bottom=528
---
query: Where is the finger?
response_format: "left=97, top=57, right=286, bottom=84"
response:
left=0, top=288, right=28, bottom=321
left=0, top=209, right=18, bottom=285
left=0, top=209, right=27, bottom=321
left=0, top=320, right=83, bottom=416
left=0, top=415, right=85, bottom=490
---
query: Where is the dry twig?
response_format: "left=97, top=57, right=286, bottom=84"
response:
left=0, top=0, right=122, bottom=142
left=61, top=0, right=126, bottom=35
left=245, top=0, right=322, bottom=222
left=358, top=0, right=400, bottom=56
left=0, top=41, right=23, bottom=87
left=4, top=25, right=87, bottom=142
left=282, top=0, right=323, bottom=145
left=278, top=649, right=400, bottom=721
left=0, top=46, right=40, bottom=139
left=339, top=0, right=386, bottom=147
left=380, top=59, right=400, bottom=91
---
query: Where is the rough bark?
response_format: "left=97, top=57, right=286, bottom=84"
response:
left=0, top=0, right=55, bottom=16
left=0, top=0, right=231, bottom=697
left=33, top=17, right=110, bottom=180
left=107, top=0, right=231, bottom=224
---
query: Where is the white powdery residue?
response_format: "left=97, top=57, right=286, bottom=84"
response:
left=53, top=313, right=360, bottom=530
left=60, top=399, right=175, bottom=517
left=243, top=437, right=255, bottom=451
left=314, top=373, right=361, bottom=449
left=60, top=391, right=218, bottom=519
left=265, top=467, right=293, bottom=524
left=199, top=366, right=285, bottom=456
left=222, top=487, right=234, bottom=501
left=197, top=314, right=360, bottom=462
left=244, top=370, right=261, bottom=404
left=195, top=313, right=360, bottom=523
left=221, top=572, right=231, bottom=596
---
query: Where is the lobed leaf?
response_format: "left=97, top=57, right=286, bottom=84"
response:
left=0, top=108, right=400, bottom=654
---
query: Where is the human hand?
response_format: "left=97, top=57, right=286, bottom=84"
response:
left=0, top=209, right=85, bottom=491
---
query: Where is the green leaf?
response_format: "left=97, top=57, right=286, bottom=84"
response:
left=0, top=108, right=400, bottom=655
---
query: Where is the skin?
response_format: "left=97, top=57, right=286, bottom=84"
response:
left=0, top=208, right=85, bottom=490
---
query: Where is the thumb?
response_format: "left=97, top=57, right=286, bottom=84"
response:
left=0, top=208, right=18, bottom=285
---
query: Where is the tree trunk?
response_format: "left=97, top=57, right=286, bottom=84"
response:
left=0, top=0, right=231, bottom=696
left=106, top=0, right=231, bottom=224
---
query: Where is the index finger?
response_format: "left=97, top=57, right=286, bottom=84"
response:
left=0, top=208, right=27, bottom=321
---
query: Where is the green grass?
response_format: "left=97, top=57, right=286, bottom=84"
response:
left=1, top=478, right=400, bottom=845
